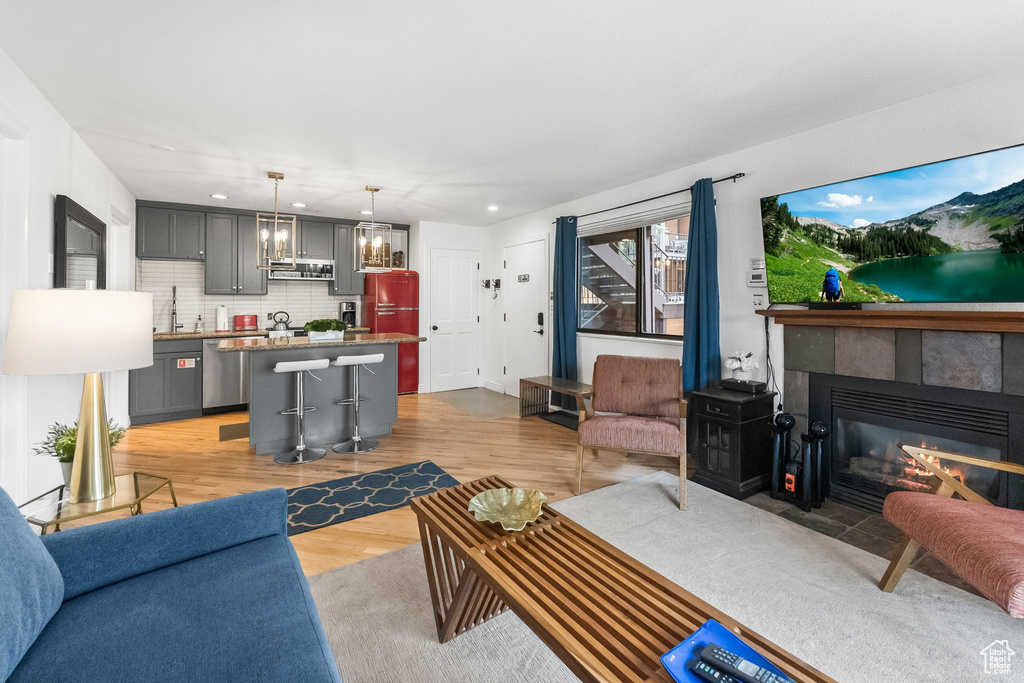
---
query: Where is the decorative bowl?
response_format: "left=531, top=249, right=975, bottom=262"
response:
left=468, top=488, right=548, bottom=531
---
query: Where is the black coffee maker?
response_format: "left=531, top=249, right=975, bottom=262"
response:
left=339, top=301, right=357, bottom=327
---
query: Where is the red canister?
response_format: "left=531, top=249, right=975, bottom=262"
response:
left=233, top=314, right=258, bottom=331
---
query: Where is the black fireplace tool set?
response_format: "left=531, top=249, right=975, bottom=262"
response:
left=769, top=413, right=828, bottom=512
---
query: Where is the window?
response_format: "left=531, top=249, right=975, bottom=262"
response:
left=578, top=216, right=688, bottom=337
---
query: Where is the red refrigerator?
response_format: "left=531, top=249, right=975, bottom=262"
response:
left=364, top=270, right=419, bottom=394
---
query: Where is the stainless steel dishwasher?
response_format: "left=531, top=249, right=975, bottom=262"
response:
left=202, top=337, right=260, bottom=410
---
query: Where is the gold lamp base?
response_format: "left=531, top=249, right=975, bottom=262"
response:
left=69, top=372, right=116, bottom=504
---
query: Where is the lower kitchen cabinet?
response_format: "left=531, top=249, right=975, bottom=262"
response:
left=129, top=340, right=203, bottom=425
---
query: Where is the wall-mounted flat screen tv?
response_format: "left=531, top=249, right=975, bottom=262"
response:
left=761, top=143, right=1024, bottom=304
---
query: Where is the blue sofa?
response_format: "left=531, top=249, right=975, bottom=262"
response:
left=1, top=486, right=342, bottom=682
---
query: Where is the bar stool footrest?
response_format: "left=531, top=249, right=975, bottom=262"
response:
left=279, top=405, right=319, bottom=416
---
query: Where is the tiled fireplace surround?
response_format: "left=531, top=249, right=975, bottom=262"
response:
left=783, top=325, right=1024, bottom=432
left=781, top=322, right=1024, bottom=511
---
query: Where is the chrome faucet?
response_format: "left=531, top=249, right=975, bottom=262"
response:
left=171, top=285, right=183, bottom=332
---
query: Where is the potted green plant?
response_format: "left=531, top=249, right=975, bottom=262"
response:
left=34, top=419, right=127, bottom=485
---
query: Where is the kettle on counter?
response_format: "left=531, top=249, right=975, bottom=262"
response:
left=272, top=311, right=291, bottom=330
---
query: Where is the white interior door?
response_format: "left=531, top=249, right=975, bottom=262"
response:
left=503, top=238, right=549, bottom=396
left=430, top=248, right=480, bottom=392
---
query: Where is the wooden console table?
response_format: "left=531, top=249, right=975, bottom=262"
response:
left=519, top=375, right=592, bottom=425
left=410, top=475, right=835, bottom=683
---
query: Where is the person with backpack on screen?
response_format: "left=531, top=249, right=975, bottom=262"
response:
left=820, top=267, right=844, bottom=302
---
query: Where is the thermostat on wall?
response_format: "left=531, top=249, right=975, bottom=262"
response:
left=747, top=270, right=767, bottom=287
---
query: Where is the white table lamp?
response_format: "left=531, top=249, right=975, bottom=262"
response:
left=2, top=290, right=153, bottom=503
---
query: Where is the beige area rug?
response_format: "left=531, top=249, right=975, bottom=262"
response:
left=309, top=472, right=1021, bottom=682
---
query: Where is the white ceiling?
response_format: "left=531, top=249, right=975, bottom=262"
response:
left=1, top=1, right=1023, bottom=226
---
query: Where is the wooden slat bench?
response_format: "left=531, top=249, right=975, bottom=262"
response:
left=410, top=475, right=836, bottom=683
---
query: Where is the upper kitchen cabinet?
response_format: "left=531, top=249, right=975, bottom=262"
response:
left=297, top=220, right=334, bottom=260
left=205, top=213, right=267, bottom=295
left=137, top=206, right=206, bottom=260
left=329, top=222, right=363, bottom=296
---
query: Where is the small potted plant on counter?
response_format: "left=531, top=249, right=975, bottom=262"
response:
left=304, top=318, right=348, bottom=341
left=35, top=419, right=128, bottom=485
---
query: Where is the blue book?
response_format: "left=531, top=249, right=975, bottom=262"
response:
left=661, top=619, right=792, bottom=683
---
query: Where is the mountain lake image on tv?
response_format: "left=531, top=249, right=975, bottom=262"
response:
left=761, top=143, right=1024, bottom=304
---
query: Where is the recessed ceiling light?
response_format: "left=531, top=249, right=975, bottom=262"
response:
left=487, top=205, right=499, bottom=211
left=291, top=202, right=306, bottom=208
left=361, top=210, right=373, bottom=215
left=210, top=194, right=229, bottom=200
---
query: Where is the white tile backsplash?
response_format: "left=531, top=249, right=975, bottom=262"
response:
left=137, top=260, right=359, bottom=332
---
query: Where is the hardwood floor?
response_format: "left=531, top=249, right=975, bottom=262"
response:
left=110, top=389, right=681, bottom=576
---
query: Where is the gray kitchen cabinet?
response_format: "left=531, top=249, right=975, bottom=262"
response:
left=237, top=215, right=267, bottom=294
left=204, top=213, right=267, bottom=295
left=329, top=223, right=364, bottom=295
left=298, top=220, right=334, bottom=259
left=137, top=206, right=206, bottom=260
left=129, top=339, right=203, bottom=424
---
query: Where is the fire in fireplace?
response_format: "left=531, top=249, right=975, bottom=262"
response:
left=808, top=374, right=1024, bottom=513
left=834, top=419, right=1000, bottom=504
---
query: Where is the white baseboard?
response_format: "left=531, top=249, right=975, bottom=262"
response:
left=483, top=380, right=503, bottom=394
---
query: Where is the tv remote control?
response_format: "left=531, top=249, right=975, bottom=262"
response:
left=689, top=657, right=739, bottom=682
left=695, top=645, right=795, bottom=683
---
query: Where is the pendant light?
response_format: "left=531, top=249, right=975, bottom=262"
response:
left=256, top=172, right=297, bottom=271
left=355, top=185, right=393, bottom=272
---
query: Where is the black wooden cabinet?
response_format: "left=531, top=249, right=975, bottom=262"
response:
left=129, top=339, right=203, bottom=425
left=204, top=213, right=267, bottom=295
left=137, top=207, right=206, bottom=260
left=687, top=387, right=777, bottom=499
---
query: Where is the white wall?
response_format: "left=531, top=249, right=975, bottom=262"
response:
left=413, top=220, right=485, bottom=393
left=0, top=46, right=135, bottom=502
left=483, top=66, right=1024, bottom=404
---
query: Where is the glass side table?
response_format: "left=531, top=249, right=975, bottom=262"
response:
left=18, top=472, right=177, bottom=534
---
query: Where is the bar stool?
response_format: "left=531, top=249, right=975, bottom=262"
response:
left=332, top=353, right=386, bottom=453
left=274, top=358, right=330, bottom=465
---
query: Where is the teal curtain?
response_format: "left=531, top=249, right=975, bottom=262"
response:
left=682, top=178, right=721, bottom=394
left=552, top=216, right=578, bottom=407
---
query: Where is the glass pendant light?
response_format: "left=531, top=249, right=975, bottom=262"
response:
left=354, top=186, right=393, bottom=272
left=256, top=172, right=297, bottom=271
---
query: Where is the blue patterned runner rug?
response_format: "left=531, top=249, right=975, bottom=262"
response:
left=286, top=460, right=459, bottom=536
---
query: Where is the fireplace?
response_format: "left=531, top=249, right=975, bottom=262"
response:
left=809, top=374, right=1024, bottom=513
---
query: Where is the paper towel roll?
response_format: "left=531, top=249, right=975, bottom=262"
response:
left=216, top=306, right=229, bottom=332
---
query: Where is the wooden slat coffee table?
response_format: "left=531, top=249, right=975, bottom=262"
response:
left=410, top=476, right=836, bottom=683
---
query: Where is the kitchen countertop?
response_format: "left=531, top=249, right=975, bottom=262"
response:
left=217, top=332, right=424, bottom=352
left=154, top=327, right=370, bottom=341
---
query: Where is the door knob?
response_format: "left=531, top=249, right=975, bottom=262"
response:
left=534, top=329, right=544, bottom=335
left=431, top=325, right=438, bottom=331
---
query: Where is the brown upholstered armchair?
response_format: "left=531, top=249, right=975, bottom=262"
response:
left=878, top=444, right=1024, bottom=617
left=575, top=355, right=687, bottom=509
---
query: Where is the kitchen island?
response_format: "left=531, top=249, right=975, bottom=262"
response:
left=218, top=333, right=424, bottom=456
